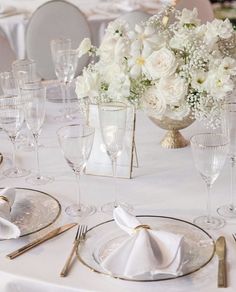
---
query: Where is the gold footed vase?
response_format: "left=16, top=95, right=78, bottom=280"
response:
left=149, top=115, right=194, bottom=149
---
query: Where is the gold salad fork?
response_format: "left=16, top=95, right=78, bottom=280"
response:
left=60, top=225, right=87, bottom=277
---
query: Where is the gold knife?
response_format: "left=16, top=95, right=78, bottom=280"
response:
left=216, top=236, right=227, bottom=288
left=7, top=223, right=77, bottom=260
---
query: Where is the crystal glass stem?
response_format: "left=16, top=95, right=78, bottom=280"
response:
left=230, top=156, right=236, bottom=210
left=75, top=172, right=81, bottom=211
left=9, top=136, right=17, bottom=169
left=33, top=134, right=40, bottom=178
left=111, top=157, right=118, bottom=207
left=60, top=82, right=67, bottom=114
left=206, top=182, right=212, bottom=223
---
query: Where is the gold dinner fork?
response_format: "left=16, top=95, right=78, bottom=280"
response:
left=60, top=224, right=87, bottom=277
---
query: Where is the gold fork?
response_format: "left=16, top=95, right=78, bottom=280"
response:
left=60, top=225, right=87, bottom=277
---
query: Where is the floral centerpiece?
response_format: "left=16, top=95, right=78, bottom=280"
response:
left=76, top=7, right=236, bottom=147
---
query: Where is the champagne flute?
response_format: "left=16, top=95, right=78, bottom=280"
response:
left=190, top=133, right=229, bottom=230
left=57, top=124, right=96, bottom=217
left=0, top=95, right=30, bottom=177
left=218, top=102, right=236, bottom=217
left=21, top=84, right=53, bottom=185
left=99, top=102, right=132, bottom=213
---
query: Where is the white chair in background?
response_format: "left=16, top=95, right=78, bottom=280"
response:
left=25, top=0, right=91, bottom=80
left=0, top=30, right=15, bottom=72
left=175, top=0, right=214, bottom=23
left=0, top=30, right=16, bottom=95
left=118, top=10, right=151, bottom=29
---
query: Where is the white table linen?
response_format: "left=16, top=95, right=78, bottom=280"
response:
left=0, top=100, right=236, bottom=291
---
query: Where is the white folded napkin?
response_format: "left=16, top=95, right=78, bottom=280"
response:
left=100, top=207, right=184, bottom=279
left=0, top=188, right=21, bottom=240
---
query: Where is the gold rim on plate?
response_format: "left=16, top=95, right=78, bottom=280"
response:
left=0, top=187, right=61, bottom=239
left=76, top=215, right=215, bottom=282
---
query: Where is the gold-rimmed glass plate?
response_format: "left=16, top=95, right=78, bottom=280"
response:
left=77, top=215, right=215, bottom=281
left=1, top=187, right=61, bottom=238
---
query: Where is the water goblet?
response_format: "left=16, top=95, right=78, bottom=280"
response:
left=57, top=124, right=96, bottom=217
left=0, top=95, right=30, bottom=177
left=218, top=102, right=236, bottom=217
left=99, top=102, right=132, bottom=213
left=190, top=133, right=229, bottom=230
left=21, top=84, right=54, bottom=185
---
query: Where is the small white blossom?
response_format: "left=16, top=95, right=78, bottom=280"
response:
left=78, top=38, right=91, bottom=58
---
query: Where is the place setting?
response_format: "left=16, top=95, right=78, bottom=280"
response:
left=0, top=1, right=236, bottom=292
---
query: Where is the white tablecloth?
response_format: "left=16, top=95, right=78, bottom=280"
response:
left=0, top=100, right=236, bottom=291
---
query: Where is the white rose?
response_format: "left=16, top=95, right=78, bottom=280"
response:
left=76, top=69, right=100, bottom=99
left=141, top=86, right=166, bottom=119
left=165, top=103, right=190, bottom=121
left=206, top=71, right=234, bottom=99
left=219, top=57, right=236, bottom=76
left=157, top=75, right=187, bottom=105
left=145, top=48, right=177, bottom=80
left=78, top=38, right=91, bottom=58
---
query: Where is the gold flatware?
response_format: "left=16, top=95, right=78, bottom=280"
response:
left=216, top=236, right=227, bottom=288
left=60, top=225, right=87, bottom=277
left=7, top=223, right=77, bottom=259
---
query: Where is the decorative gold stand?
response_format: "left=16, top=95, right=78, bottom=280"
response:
left=149, top=115, right=194, bottom=149
left=160, top=130, right=189, bottom=149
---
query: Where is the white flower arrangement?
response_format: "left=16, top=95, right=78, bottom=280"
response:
left=76, top=6, right=236, bottom=128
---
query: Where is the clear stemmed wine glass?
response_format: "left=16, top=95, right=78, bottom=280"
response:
left=0, top=95, right=30, bottom=177
left=218, top=102, right=236, bottom=217
left=57, top=124, right=96, bottom=217
left=190, top=133, right=229, bottom=230
left=51, top=38, right=78, bottom=120
left=99, top=102, right=132, bottom=213
left=21, top=84, right=54, bottom=185
left=12, top=59, right=39, bottom=152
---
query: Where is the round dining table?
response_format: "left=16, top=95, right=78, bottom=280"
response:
left=0, top=93, right=235, bottom=292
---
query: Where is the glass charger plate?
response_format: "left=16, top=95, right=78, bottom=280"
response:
left=76, top=215, right=215, bottom=281
left=1, top=187, right=61, bottom=238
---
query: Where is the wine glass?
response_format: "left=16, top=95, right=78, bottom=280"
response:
left=99, top=102, right=131, bottom=213
left=0, top=95, right=30, bottom=177
left=57, top=124, right=96, bottom=217
left=21, top=84, right=53, bottom=185
left=51, top=38, right=78, bottom=120
left=218, top=102, right=236, bottom=217
left=12, top=59, right=39, bottom=151
left=190, top=133, right=229, bottom=230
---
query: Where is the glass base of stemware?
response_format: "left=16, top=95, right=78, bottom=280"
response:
left=65, top=204, right=96, bottom=217
left=193, top=215, right=225, bottom=230
left=54, top=113, right=78, bottom=122
left=217, top=204, right=236, bottom=218
left=3, top=167, right=30, bottom=178
left=26, top=174, right=54, bottom=186
left=101, top=201, right=133, bottom=215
